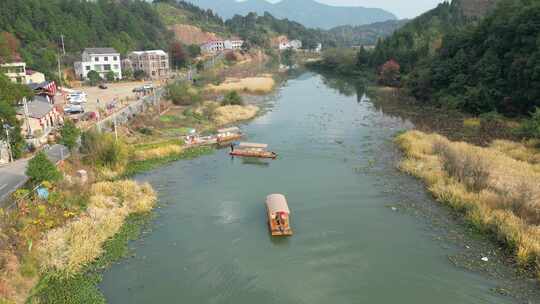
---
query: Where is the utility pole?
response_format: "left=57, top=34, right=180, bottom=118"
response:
left=113, top=114, right=118, bottom=142
left=2, top=123, right=13, bottom=163
left=57, top=53, right=62, bottom=88
left=22, top=97, right=32, bottom=137
left=61, top=34, right=66, bottom=55
left=57, top=34, right=65, bottom=88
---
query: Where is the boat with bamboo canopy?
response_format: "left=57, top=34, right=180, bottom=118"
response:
left=266, top=194, right=293, bottom=236
left=216, top=127, right=243, bottom=144
left=229, top=142, right=277, bottom=159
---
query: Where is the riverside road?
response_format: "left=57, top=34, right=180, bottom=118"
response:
left=0, top=144, right=69, bottom=205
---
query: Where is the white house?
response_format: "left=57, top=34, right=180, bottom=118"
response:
left=201, top=39, right=244, bottom=54
left=1, top=62, right=27, bottom=83
left=278, top=38, right=302, bottom=51
left=74, top=48, right=122, bottom=80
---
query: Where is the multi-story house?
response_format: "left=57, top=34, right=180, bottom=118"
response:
left=201, top=39, right=244, bottom=54
left=278, top=38, right=302, bottom=51
left=0, top=62, right=27, bottom=83
left=128, top=50, right=169, bottom=79
left=74, top=48, right=122, bottom=80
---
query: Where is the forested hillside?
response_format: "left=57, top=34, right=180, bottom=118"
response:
left=368, top=1, right=468, bottom=73
left=0, top=0, right=172, bottom=77
left=407, top=0, right=540, bottom=115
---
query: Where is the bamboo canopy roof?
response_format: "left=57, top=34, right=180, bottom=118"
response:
left=238, top=142, right=268, bottom=149
left=266, top=194, right=290, bottom=215
left=218, top=127, right=240, bottom=133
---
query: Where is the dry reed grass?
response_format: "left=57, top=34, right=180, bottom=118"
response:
left=206, top=77, right=275, bottom=94
left=212, top=105, right=259, bottom=126
left=37, top=180, right=156, bottom=276
left=396, top=131, right=540, bottom=272
left=133, top=144, right=183, bottom=161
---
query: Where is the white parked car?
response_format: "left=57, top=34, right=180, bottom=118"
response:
left=64, top=104, right=85, bottom=114
left=68, top=95, right=86, bottom=102
left=68, top=94, right=86, bottom=99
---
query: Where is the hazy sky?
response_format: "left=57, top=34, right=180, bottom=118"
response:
left=264, top=0, right=447, bottom=19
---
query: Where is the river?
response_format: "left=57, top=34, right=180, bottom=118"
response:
left=100, top=72, right=521, bottom=303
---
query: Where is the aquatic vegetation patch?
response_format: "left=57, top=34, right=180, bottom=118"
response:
left=396, top=131, right=540, bottom=278
left=124, top=146, right=214, bottom=177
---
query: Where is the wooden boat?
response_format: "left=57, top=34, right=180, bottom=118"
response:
left=216, top=127, right=243, bottom=144
left=266, top=194, right=293, bottom=236
left=229, top=142, right=277, bottom=159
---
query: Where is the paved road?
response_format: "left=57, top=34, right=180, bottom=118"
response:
left=0, top=144, right=69, bottom=205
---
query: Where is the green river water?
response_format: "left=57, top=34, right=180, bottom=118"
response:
left=100, top=72, right=524, bottom=303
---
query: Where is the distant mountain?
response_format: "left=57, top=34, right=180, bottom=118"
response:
left=185, top=0, right=397, bottom=29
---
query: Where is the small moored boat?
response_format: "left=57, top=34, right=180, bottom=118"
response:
left=230, top=142, right=277, bottom=159
left=266, top=194, right=293, bottom=236
left=217, top=127, right=243, bottom=144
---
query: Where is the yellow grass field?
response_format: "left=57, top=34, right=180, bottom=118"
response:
left=213, top=105, right=259, bottom=126
left=206, top=77, right=275, bottom=94
left=396, top=131, right=540, bottom=277
left=37, top=180, right=156, bottom=276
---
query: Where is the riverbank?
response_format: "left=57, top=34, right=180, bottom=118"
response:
left=396, top=130, right=540, bottom=280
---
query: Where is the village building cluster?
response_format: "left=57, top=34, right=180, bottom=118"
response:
left=0, top=46, right=171, bottom=164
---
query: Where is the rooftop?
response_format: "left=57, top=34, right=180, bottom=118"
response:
left=130, top=50, right=167, bottom=56
left=16, top=96, right=53, bottom=119
left=83, top=48, right=119, bottom=55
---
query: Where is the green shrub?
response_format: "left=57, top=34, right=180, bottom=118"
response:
left=166, top=82, right=202, bottom=106
left=26, top=151, right=62, bottom=184
left=80, top=130, right=129, bottom=169
left=519, top=107, right=540, bottom=139
left=221, top=90, right=244, bottom=106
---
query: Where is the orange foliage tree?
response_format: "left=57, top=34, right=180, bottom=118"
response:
left=378, top=59, right=401, bottom=87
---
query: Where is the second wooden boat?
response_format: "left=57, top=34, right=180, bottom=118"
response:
left=229, top=142, right=277, bottom=159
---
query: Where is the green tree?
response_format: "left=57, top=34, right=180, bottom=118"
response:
left=187, top=44, right=201, bottom=58
left=281, top=48, right=296, bottom=67
left=87, top=70, right=101, bottom=86
left=105, top=71, right=116, bottom=82
left=123, top=68, right=133, bottom=80
left=0, top=74, right=33, bottom=158
left=133, top=70, right=147, bottom=81
left=26, top=151, right=62, bottom=184
left=60, top=120, right=80, bottom=152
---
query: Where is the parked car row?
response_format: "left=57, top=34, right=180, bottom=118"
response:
left=132, top=84, right=154, bottom=93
